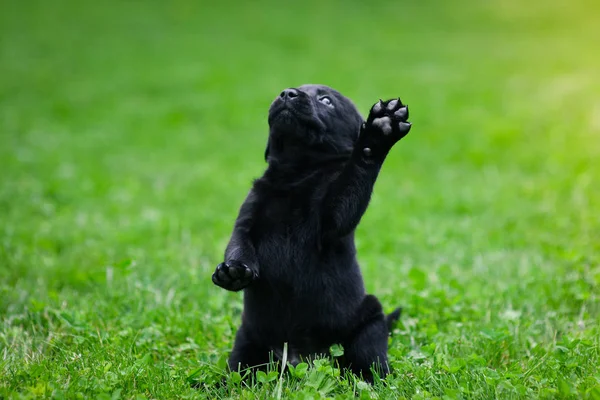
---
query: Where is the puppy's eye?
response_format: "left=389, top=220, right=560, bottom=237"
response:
left=319, top=96, right=333, bottom=107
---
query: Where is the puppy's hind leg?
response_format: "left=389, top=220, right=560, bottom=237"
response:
left=191, top=326, right=269, bottom=389
left=228, top=325, right=271, bottom=374
left=342, top=295, right=392, bottom=383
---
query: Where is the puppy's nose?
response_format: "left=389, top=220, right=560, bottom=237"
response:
left=280, top=88, right=299, bottom=100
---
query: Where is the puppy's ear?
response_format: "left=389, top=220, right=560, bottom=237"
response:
left=264, top=138, right=270, bottom=162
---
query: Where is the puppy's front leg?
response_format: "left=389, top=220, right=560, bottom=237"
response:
left=212, top=191, right=259, bottom=292
left=321, top=99, right=411, bottom=239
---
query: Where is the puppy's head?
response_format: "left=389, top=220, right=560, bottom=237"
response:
left=265, top=84, right=363, bottom=162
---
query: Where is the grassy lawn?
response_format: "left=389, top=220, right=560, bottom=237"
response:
left=1, top=0, right=599, bottom=398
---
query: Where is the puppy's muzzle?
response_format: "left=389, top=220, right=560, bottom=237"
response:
left=280, top=88, right=299, bottom=100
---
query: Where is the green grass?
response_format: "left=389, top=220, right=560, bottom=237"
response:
left=1, top=0, right=600, bottom=398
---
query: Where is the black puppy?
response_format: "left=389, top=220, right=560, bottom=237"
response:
left=212, top=84, right=411, bottom=382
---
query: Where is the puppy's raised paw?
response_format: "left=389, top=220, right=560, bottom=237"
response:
left=212, top=260, right=257, bottom=292
left=365, top=98, right=411, bottom=145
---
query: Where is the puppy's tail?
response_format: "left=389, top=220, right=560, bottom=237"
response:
left=386, top=307, right=402, bottom=334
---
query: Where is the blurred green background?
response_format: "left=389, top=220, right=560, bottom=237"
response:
left=1, top=0, right=599, bottom=398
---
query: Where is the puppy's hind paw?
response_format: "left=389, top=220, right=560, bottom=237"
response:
left=212, top=260, right=257, bottom=292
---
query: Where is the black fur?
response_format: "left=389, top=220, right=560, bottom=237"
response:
left=212, top=84, right=412, bottom=382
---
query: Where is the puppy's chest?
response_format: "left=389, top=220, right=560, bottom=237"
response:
left=257, top=194, right=316, bottom=228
